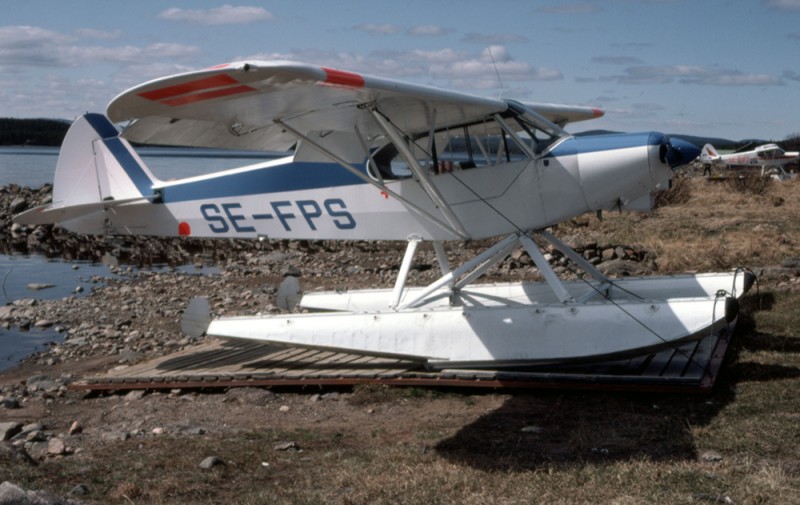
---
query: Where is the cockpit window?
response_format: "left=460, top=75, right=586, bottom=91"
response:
left=368, top=114, right=544, bottom=181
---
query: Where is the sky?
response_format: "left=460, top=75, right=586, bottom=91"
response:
left=1, top=0, right=799, bottom=141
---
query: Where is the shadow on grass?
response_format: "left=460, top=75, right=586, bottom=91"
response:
left=437, top=289, right=799, bottom=471
left=435, top=390, right=726, bottom=470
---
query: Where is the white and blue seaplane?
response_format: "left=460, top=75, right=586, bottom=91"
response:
left=15, top=61, right=753, bottom=368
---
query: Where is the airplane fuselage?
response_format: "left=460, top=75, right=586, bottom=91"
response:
left=66, top=131, right=675, bottom=241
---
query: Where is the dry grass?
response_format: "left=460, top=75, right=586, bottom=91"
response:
left=560, top=176, right=800, bottom=273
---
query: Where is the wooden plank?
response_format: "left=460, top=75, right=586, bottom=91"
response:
left=77, top=332, right=730, bottom=393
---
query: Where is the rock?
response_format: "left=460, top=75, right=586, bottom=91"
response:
left=1, top=397, right=20, bottom=409
left=101, top=431, right=129, bottom=442
left=34, top=319, right=56, bottom=328
left=700, top=450, right=723, bottom=462
left=26, top=375, right=60, bottom=393
left=47, top=438, right=66, bottom=456
left=601, top=248, right=616, bottom=261
left=199, top=456, right=225, bottom=469
left=69, top=484, right=89, bottom=497
left=273, top=441, right=299, bottom=451
left=224, top=387, right=275, bottom=406
left=26, top=283, right=55, bottom=291
left=0, top=422, right=22, bottom=441
left=9, top=196, right=28, bottom=213
left=25, top=430, right=47, bottom=443
left=597, top=259, right=650, bottom=277
left=0, top=481, right=86, bottom=504
left=68, top=421, right=83, bottom=436
left=124, top=390, right=146, bottom=401
left=0, top=443, right=37, bottom=466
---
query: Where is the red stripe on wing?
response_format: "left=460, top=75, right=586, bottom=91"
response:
left=139, top=74, right=242, bottom=101
left=160, top=84, right=256, bottom=106
left=322, top=67, right=365, bottom=88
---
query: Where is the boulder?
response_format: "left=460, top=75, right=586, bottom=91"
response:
left=0, top=422, right=22, bottom=441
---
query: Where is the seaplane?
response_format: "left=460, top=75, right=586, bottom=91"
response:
left=15, top=60, right=753, bottom=368
left=700, top=143, right=799, bottom=179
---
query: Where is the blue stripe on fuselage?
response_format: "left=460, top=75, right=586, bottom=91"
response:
left=548, top=132, right=667, bottom=158
left=102, top=137, right=156, bottom=197
left=157, top=161, right=366, bottom=203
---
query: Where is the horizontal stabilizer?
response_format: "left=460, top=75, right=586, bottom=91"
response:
left=13, top=197, right=149, bottom=226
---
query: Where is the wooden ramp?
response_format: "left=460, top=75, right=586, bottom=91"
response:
left=71, top=332, right=732, bottom=393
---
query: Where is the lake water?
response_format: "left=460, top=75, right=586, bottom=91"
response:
left=0, top=145, right=272, bottom=371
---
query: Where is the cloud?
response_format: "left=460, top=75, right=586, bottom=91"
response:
left=158, top=5, right=274, bottom=25
left=353, top=23, right=402, bottom=35
left=763, top=0, right=800, bottom=10
left=0, top=26, right=74, bottom=66
left=0, top=25, right=200, bottom=68
left=612, top=65, right=783, bottom=86
left=429, top=45, right=562, bottom=89
left=408, top=25, right=452, bottom=37
left=243, top=45, right=561, bottom=91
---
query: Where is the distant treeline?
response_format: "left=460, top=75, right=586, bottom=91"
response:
left=0, top=118, right=70, bottom=146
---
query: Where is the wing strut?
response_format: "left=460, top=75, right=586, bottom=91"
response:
left=391, top=230, right=619, bottom=310
left=368, top=107, right=471, bottom=240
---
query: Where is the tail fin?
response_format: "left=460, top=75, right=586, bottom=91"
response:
left=15, top=113, right=160, bottom=229
left=701, top=143, right=719, bottom=158
left=54, top=113, right=158, bottom=206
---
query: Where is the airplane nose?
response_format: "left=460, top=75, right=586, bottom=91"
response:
left=663, top=137, right=701, bottom=168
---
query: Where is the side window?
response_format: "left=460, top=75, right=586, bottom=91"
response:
left=366, top=115, right=540, bottom=181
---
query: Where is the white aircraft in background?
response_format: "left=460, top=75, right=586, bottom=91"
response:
left=14, top=60, right=752, bottom=368
left=700, top=143, right=799, bottom=179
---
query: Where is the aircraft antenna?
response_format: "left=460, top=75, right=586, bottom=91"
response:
left=487, top=46, right=505, bottom=97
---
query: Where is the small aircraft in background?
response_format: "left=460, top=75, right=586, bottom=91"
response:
left=14, top=60, right=752, bottom=368
left=699, top=143, right=799, bottom=179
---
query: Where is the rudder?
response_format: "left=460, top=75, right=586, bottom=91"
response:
left=53, top=113, right=159, bottom=207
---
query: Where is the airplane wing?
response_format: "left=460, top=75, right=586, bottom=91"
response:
left=107, top=60, right=602, bottom=151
